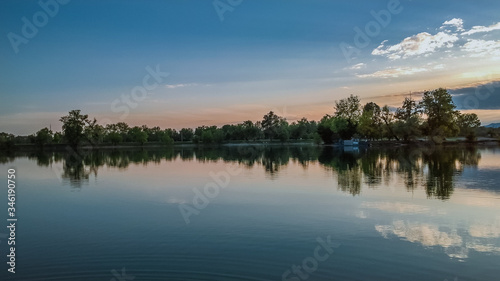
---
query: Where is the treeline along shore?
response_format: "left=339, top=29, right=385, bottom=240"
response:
left=1, top=88, right=500, bottom=151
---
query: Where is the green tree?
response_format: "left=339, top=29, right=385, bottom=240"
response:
left=106, top=132, right=123, bottom=145
left=395, top=97, right=420, bottom=121
left=393, top=116, right=421, bottom=142
left=261, top=111, right=284, bottom=141
left=394, top=98, right=422, bottom=141
left=317, top=115, right=336, bottom=144
left=160, top=133, right=174, bottom=145
left=275, top=118, right=290, bottom=142
left=357, top=102, right=382, bottom=140
left=179, top=128, right=194, bottom=142
left=457, top=113, right=481, bottom=141
left=241, top=120, right=261, bottom=141
left=334, top=94, right=361, bottom=124
left=0, top=132, right=15, bottom=150
left=53, top=132, right=63, bottom=144
left=380, top=105, right=398, bottom=140
left=420, top=88, right=459, bottom=140
left=201, top=130, right=214, bottom=144
left=128, top=126, right=148, bottom=145
left=317, top=115, right=350, bottom=143
left=35, top=127, right=53, bottom=146
left=290, top=117, right=313, bottom=140
left=85, top=118, right=104, bottom=145
left=59, top=110, right=90, bottom=148
left=142, top=126, right=163, bottom=142
left=333, top=94, right=361, bottom=140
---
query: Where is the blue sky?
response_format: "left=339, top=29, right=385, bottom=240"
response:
left=1, top=0, right=500, bottom=134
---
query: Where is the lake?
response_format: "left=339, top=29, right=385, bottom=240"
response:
left=1, top=145, right=499, bottom=280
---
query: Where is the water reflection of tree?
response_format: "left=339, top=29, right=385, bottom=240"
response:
left=423, top=146, right=481, bottom=200
left=261, top=147, right=290, bottom=177
left=360, top=150, right=384, bottom=187
left=319, top=147, right=362, bottom=195
left=392, top=147, right=424, bottom=191
left=0, top=150, right=16, bottom=164
left=7, top=145, right=483, bottom=197
left=317, top=146, right=482, bottom=198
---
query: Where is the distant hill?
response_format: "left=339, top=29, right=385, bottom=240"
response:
left=485, top=123, right=500, bottom=128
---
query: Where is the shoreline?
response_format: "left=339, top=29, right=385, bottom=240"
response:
left=1, top=139, right=499, bottom=152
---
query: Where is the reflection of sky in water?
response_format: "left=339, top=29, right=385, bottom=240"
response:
left=374, top=219, right=500, bottom=259
left=1, top=146, right=499, bottom=280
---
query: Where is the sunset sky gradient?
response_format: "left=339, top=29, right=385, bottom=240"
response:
left=1, top=0, right=500, bottom=134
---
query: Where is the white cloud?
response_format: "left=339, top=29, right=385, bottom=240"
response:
left=443, top=18, right=464, bottom=31
left=372, top=32, right=459, bottom=60
left=349, top=63, right=366, bottom=70
left=357, top=67, right=428, bottom=78
left=466, top=242, right=500, bottom=253
left=165, top=83, right=197, bottom=89
left=376, top=220, right=500, bottom=259
left=375, top=220, right=463, bottom=248
left=462, top=39, right=500, bottom=58
left=469, top=220, right=500, bottom=238
left=371, top=19, right=500, bottom=61
left=462, top=21, right=500, bottom=36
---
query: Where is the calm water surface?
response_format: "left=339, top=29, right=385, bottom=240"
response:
left=1, top=145, right=499, bottom=280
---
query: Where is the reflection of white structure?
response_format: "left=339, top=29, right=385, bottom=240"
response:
left=375, top=220, right=500, bottom=259
left=343, top=139, right=359, bottom=146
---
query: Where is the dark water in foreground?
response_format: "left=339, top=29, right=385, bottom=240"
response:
left=1, top=145, right=499, bottom=281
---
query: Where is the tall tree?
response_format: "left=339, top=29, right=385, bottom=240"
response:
left=358, top=102, right=382, bottom=140
left=261, top=111, right=283, bottom=141
left=35, top=127, right=53, bottom=147
left=394, top=97, right=422, bottom=141
left=395, top=97, right=419, bottom=121
left=59, top=110, right=90, bottom=148
left=380, top=105, right=399, bottom=140
left=333, top=94, right=361, bottom=140
left=419, top=88, right=459, bottom=139
left=85, top=118, right=104, bottom=145
left=334, top=94, right=361, bottom=124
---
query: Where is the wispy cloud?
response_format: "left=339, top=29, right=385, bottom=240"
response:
left=372, top=19, right=500, bottom=60
left=348, top=63, right=366, bottom=70
left=357, top=67, right=429, bottom=78
left=375, top=220, right=467, bottom=259
left=372, top=32, right=459, bottom=60
left=165, top=83, right=197, bottom=89
left=462, top=21, right=500, bottom=36
left=462, top=39, right=500, bottom=58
